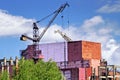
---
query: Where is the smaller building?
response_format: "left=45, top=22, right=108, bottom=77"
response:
left=98, top=61, right=120, bottom=80
left=0, top=57, right=18, bottom=78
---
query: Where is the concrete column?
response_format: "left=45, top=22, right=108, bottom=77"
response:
left=4, top=57, right=6, bottom=66
left=2, top=64, right=4, bottom=72
left=7, top=64, right=9, bottom=74
left=10, top=57, right=13, bottom=65
left=15, top=56, right=18, bottom=67
left=15, top=56, right=19, bottom=73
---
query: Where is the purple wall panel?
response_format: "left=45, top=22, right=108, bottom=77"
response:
left=39, top=42, right=68, bottom=62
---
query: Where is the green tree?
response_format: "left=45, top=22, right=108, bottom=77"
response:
left=0, top=70, right=9, bottom=80
left=13, top=58, right=65, bottom=80
left=13, top=58, right=34, bottom=80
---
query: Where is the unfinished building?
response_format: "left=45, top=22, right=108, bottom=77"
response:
left=21, top=40, right=102, bottom=80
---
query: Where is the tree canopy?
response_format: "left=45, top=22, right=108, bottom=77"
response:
left=0, top=58, right=65, bottom=80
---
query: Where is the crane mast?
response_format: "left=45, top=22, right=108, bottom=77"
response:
left=20, top=3, right=69, bottom=60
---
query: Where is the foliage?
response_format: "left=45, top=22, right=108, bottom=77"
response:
left=13, top=58, right=35, bottom=80
left=0, top=70, right=9, bottom=80
left=12, top=58, right=64, bottom=80
left=0, top=58, right=64, bottom=80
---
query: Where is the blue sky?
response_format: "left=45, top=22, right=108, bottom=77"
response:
left=0, top=0, right=120, bottom=65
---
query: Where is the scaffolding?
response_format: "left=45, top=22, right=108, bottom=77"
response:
left=98, top=65, right=120, bottom=80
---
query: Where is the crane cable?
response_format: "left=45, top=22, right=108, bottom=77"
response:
left=36, top=11, right=56, bottom=23
left=36, top=2, right=69, bottom=24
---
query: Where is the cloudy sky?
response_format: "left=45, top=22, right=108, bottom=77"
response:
left=0, top=0, right=120, bottom=65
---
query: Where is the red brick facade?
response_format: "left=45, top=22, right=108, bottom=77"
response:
left=68, top=41, right=101, bottom=61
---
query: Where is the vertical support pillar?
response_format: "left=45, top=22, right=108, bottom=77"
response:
left=15, top=56, right=18, bottom=67
left=105, top=66, right=108, bottom=80
left=91, top=67, right=95, bottom=80
left=10, top=57, right=13, bottom=65
left=3, top=57, right=7, bottom=72
left=98, top=66, right=100, bottom=80
left=4, top=57, right=6, bottom=66
left=113, top=65, right=115, bottom=80
left=9, top=57, right=14, bottom=79
left=7, top=63, right=9, bottom=75
left=15, top=56, right=18, bottom=74
left=2, top=64, right=4, bottom=72
left=98, top=66, right=102, bottom=80
left=94, top=68, right=96, bottom=80
left=63, top=42, right=67, bottom=78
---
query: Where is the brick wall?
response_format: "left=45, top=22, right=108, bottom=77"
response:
left=68, top=41, right=101, bottom=61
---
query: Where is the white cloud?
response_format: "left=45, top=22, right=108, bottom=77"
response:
left=81, top=16, right=104, bottom=28
left=40, top=24, right=64, bottom=42
left=102, top=39, right=119, bottom=60
left=98, top=28, right=112, bottom=35
left=0, top=9, right=34, bottom=36
left=97, top=0, right=120, bottom=13
left=108, top=46, right=120, bottom=65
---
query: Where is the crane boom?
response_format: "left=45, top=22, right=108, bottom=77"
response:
left=55, top=30, right=72, bottom=42
left=21, top=3, right=69, bottom=43
left=38, top=3, right=69, bottom=41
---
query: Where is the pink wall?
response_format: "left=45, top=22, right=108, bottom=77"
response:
left=39, top=42, right=68, bottom=62
left=79, top=68, right=85, bottom=80
left=90, top=59, right=100, bottom=76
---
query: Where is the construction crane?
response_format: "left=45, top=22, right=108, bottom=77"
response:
left=54, top=30, right=72, bottom=42
left=20, top=3, right=69, bottom=60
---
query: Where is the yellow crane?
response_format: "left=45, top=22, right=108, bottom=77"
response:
left=54, top=30, right=72, bottom=42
